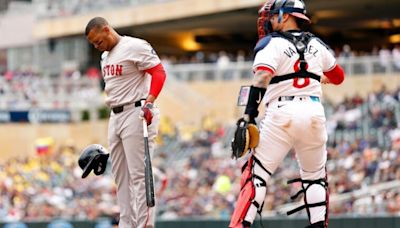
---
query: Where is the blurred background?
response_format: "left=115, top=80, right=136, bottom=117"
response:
left=0, top=0, right=399, bottom=227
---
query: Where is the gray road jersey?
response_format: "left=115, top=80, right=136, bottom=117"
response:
left=100, top=36, right=161, bottom=107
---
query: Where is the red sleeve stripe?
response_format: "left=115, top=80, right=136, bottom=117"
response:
left=324, top=64, right=345, bottom=85
left=255, top=66, right=274, bottom=75
left=144, top=63, right=167, bottom=98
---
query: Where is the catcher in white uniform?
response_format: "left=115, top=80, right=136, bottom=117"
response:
left=85, top=17, right=166, bottom=228
left=230, top=1, right=345, bottom=228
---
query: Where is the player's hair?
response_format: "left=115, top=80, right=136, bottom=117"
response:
left=85, top=17, right=109, bottom=36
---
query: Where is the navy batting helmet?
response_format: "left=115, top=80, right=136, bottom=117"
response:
left=78, top=144, right=109, bottom=178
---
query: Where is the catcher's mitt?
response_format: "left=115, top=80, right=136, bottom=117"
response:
left=231, top=118, right=260, bottom=159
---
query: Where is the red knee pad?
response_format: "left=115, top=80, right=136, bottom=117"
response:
left=229, top=156, right=255, bottom=228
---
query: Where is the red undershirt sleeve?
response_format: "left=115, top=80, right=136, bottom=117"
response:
left=144, top=63, right=167, bottom=99
left=324, top=64, right=345, bottom=85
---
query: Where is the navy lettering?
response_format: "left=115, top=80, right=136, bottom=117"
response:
left=284, top=47, right=296, bottom=58
left=305, top=45, right=318, bottom=57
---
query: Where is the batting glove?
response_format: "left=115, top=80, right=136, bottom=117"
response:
left=140, top=102, right=154, bottom=125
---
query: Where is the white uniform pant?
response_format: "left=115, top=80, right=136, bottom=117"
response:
left=108, top=103, right=160, bottom=228
left=255, top=96, right=328, bottom=223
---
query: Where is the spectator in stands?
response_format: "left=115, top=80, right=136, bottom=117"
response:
left=236, top=50, right=246, bottom=62
left=371, top=46, right=379, bottom=56
left=194, top=51, right=205, bottom=63
left=217, top=51, right=230, bottom=67
left=392, top=44, right=400, bottom=70
left=379, top=45, right=392, bottom=70
left=216, top=51, right=231, bottom=80
left=86, top=67, right=101, bottom=79
left=340, top=44, right=353, bottom=58
left=351, top=93, right=364, bottom=106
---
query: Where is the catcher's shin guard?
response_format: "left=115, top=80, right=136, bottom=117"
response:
left=229, top=156, right=271, bottom=228
left=287, top=170, right=329, bottom=228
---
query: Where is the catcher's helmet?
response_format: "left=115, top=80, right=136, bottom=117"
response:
left=271, top=0, right=310, bottom=22
left=78, top=144, right=109, bottom=178
left=258, top=0, right=310, bottom=38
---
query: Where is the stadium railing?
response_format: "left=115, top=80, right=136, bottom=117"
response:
left=166, top=56, right=400, bottom=81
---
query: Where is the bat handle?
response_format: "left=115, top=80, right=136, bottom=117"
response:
left=141, top=100, right=149, bottom=137
left=142, top=119, right=148, bottom=137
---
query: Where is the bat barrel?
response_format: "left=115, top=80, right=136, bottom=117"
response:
left=143, top=119, right=155, bottom=207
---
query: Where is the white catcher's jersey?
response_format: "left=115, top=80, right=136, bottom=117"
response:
left=100, top=36, right=161, bottom=107
left=253, top=33, right=336, bottom=104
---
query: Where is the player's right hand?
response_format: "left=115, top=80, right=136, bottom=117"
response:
left=140, top=102, right=154, bottom=125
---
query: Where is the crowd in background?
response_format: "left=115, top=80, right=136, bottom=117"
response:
left=157, top=86, right=400, bottom=218
left=0, top=87, right=399, bottom=223
left=0, top=144, right=117, bottom=222
left=0, top=70, right=103, bottom=111
left=325, top=86, right=399, bottom=145
left=159, top=44, right=400, bottom=67
left=3, top=43, right=398, bottom=82
left=160, top=50, right=251, bottom=66
left=2, top=44, right=398, bottom=111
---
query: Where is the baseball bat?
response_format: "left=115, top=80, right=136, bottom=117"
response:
left=142, top=118, right=155, bottom=207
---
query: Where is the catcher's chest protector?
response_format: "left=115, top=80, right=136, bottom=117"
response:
left=229, top=156, right=255, bottom=228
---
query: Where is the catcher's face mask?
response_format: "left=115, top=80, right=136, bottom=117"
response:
left=258, top=0, right=311, bottom=39
left=257, top=0, right=275, bottom=39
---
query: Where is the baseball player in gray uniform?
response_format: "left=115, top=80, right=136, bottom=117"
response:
left=230, top=1, right=345, bottom=228
left=85, top=17, right=166, bottom=228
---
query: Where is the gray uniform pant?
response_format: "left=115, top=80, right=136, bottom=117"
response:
left=108, top=103, right=160, bottom=228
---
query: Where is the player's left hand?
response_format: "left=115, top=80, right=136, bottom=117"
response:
left=140, top=102, right=153, bottom=125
